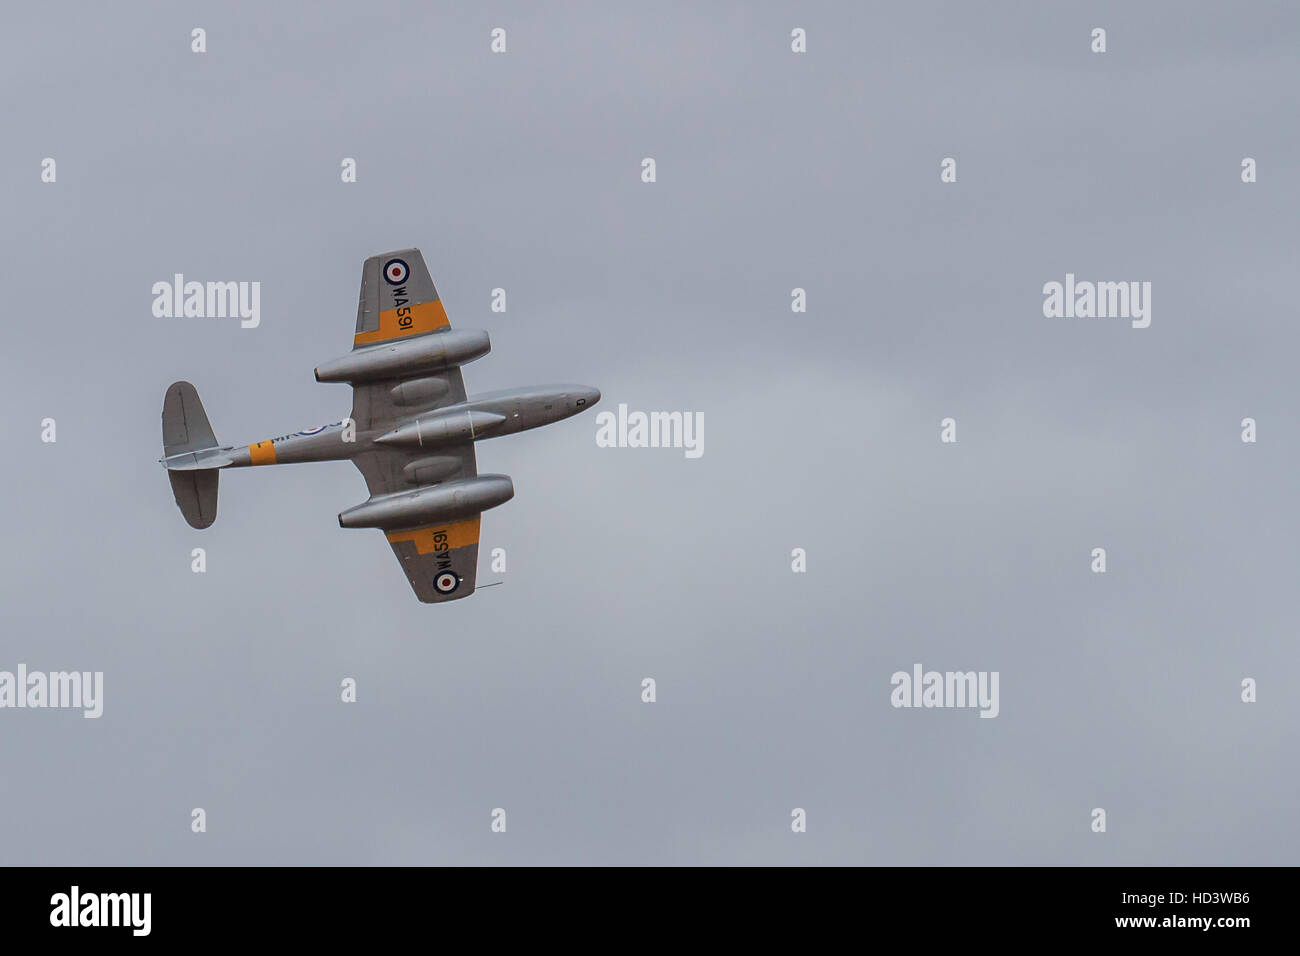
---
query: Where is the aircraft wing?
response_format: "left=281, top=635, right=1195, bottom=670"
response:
left=382, top=513, right=482, bottom=603
left=347, top=249, right=482, bottom=602
left=348, top=248, right=467, bottom=431
left=351, top=447, right=482, bottom=603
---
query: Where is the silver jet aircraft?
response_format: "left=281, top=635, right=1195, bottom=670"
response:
left=159, top=248, right=600, bottom=603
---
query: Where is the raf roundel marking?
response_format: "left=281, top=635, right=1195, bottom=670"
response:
left=383, top=258, right=409, bottom=285
left=434, top=572, right=460, bottom=594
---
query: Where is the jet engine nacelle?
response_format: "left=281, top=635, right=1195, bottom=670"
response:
left=338, top=474, right=515, bottom=530
left=314, top=329, right=490, bottom=384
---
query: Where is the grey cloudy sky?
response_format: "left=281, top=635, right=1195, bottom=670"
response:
left=1, top=1, right=1297, bottom=864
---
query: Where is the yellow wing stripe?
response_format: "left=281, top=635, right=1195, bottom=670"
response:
left=248, top=440, right=277, bottom=465
left=353, top=300, right=450, bottom=346
left=386, top=517, right=480, bottom=553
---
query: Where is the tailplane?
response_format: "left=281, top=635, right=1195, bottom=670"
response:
left=161, top=381, right=221, bottom=529
left=163, top=381, right=217, bottom=456
left=167, top=469, right=219, bottom=530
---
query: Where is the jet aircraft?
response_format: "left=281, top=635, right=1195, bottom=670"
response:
left=159, top=249, right=600, bottom=602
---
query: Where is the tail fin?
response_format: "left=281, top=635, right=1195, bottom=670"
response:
left=162, top=382, right=220, bottom=529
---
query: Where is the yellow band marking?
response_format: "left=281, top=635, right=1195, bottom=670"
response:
left=385, top=517, right=480, bottom=553
left=353, top=300, right=450, bottom=346
left=248, top=440, right=277, bottom=466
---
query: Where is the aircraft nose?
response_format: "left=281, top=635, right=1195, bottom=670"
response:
left=584, top=387, right=601, bottom=407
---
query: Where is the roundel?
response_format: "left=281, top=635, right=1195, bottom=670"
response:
left=383, top=258, right=410, bottom=285
left=434, top=572, right=460, bottom=595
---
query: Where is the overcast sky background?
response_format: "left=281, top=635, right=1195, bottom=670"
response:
left=1, top=1, right=1297, bottom=865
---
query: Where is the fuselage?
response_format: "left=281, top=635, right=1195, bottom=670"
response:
left=160, top=384, right=599, bottom=471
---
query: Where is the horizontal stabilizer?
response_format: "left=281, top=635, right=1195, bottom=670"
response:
left=169, top=469, right=219, bottom=529
left=162, top=381, right=221, bottom=528
left=162, top=381, right=217, bottom=456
